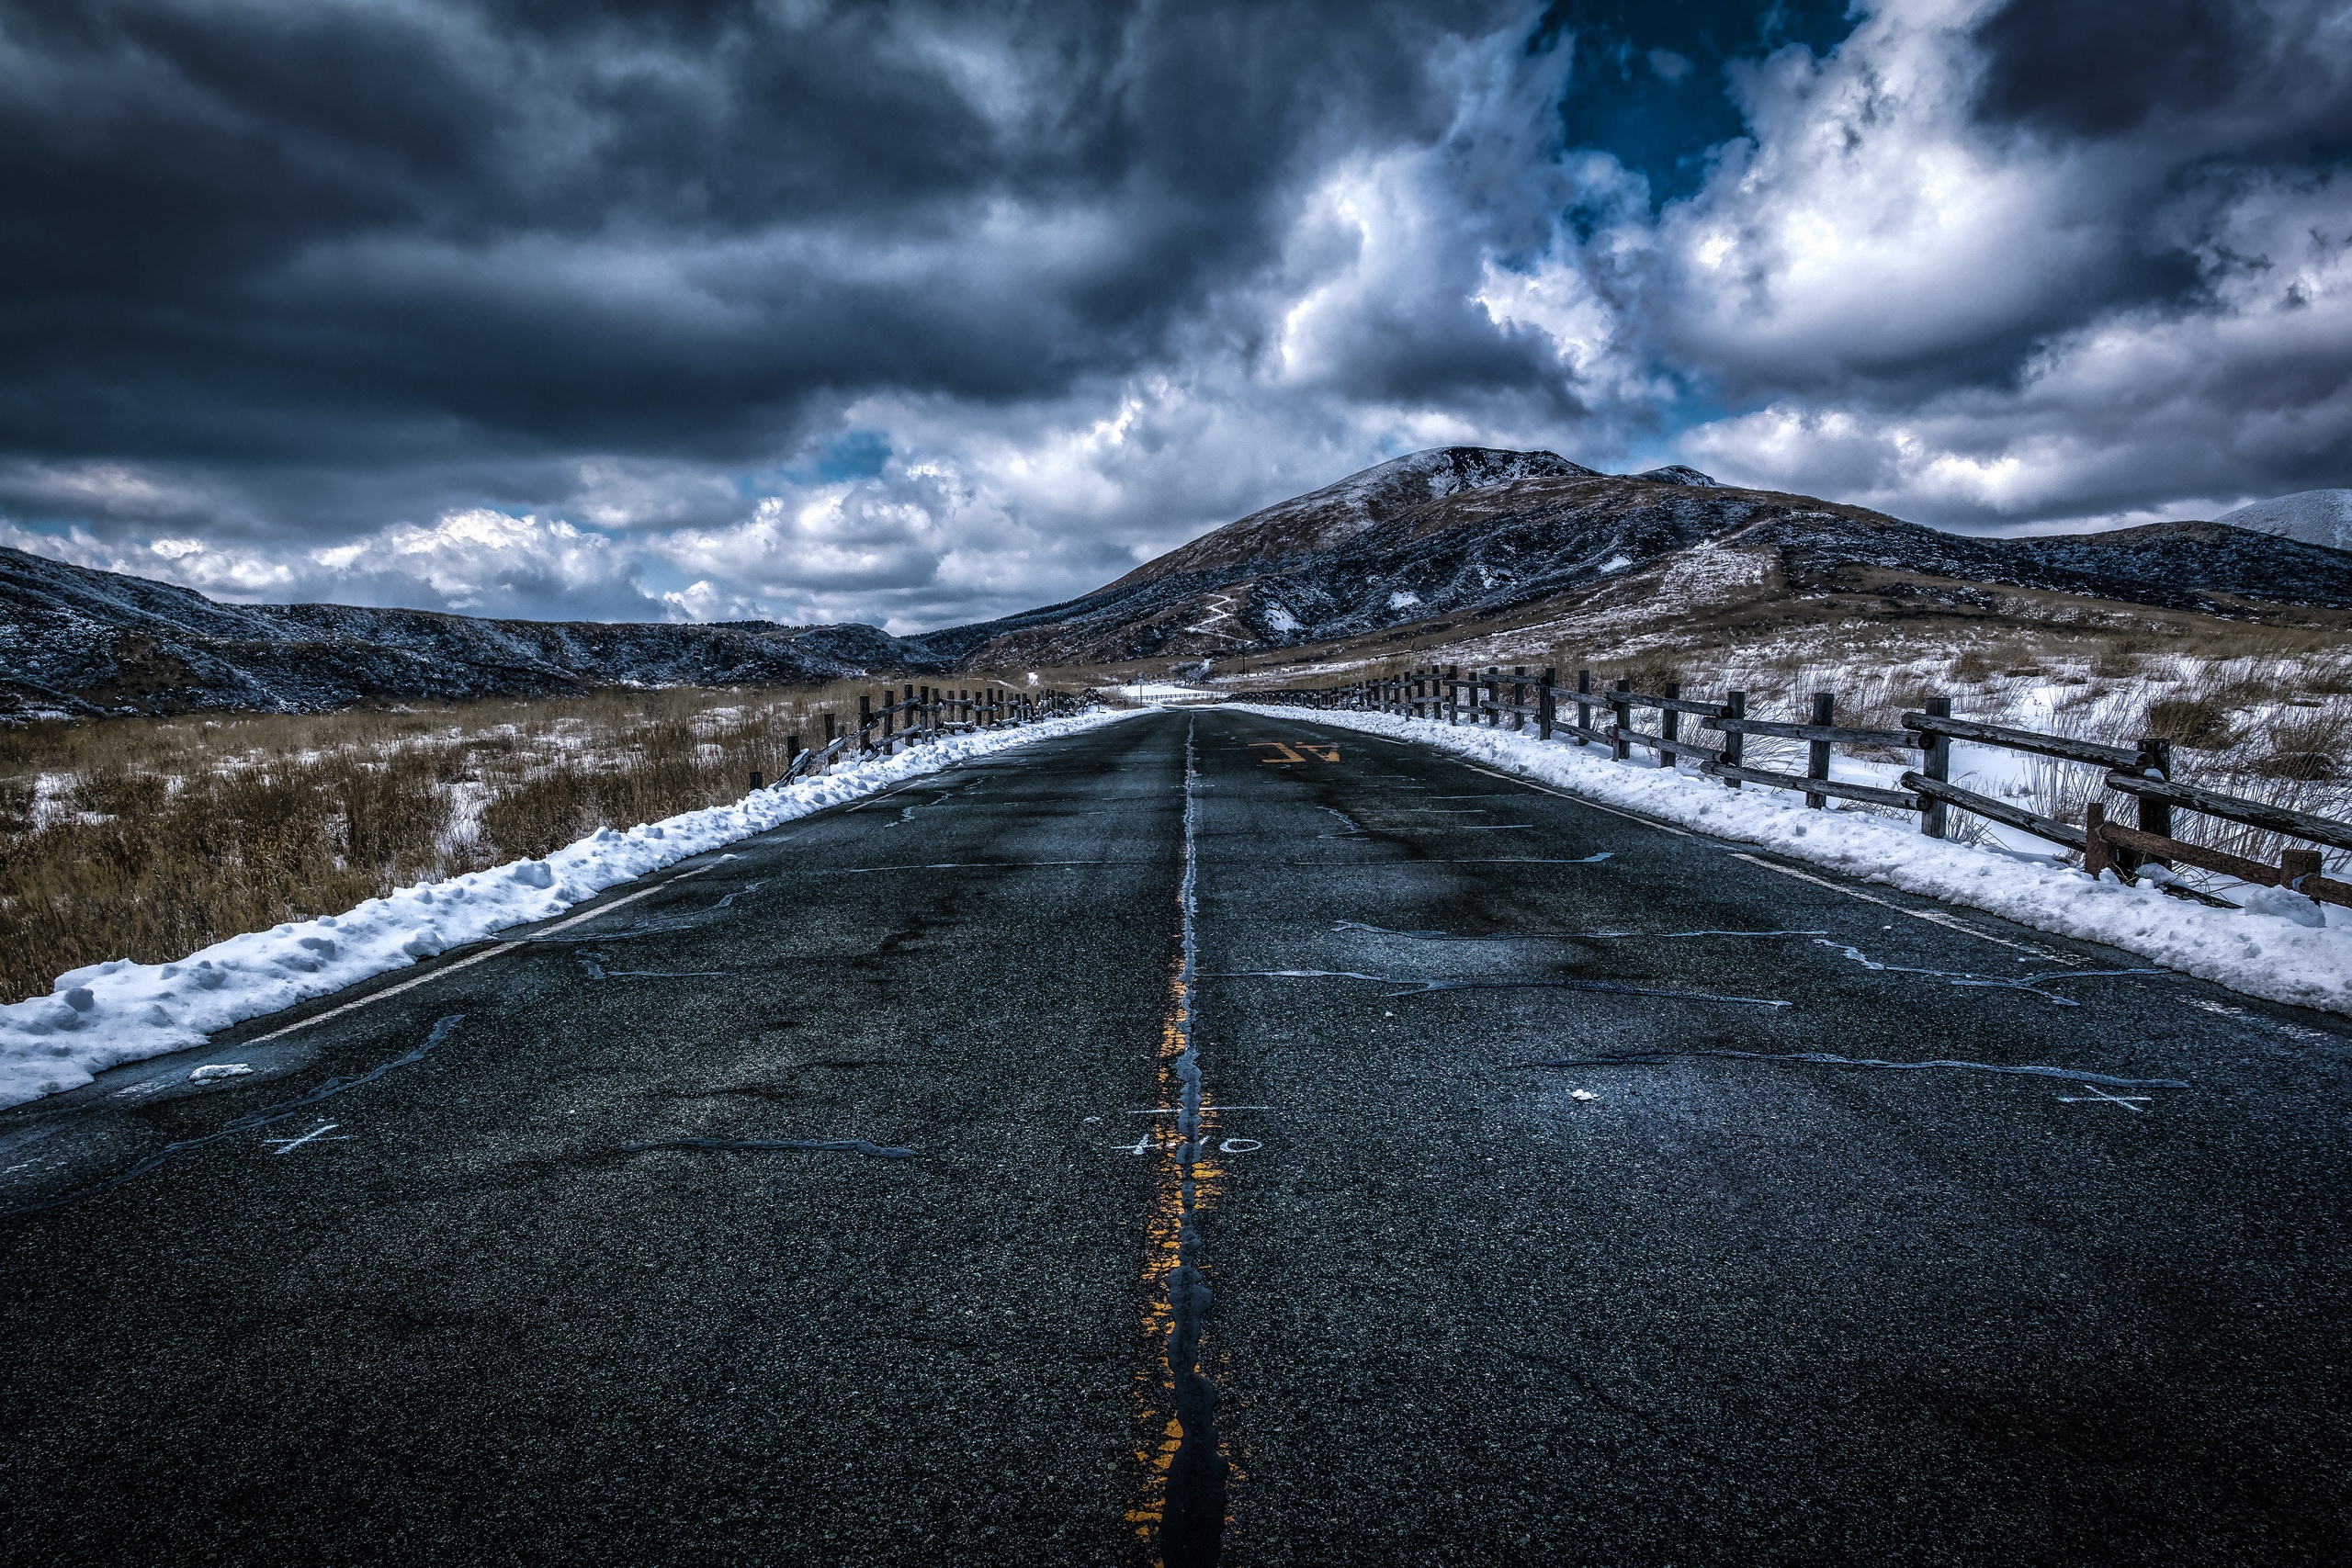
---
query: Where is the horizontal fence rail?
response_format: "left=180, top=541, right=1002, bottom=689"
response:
left=1250, top=663, right=2352, bottom=914
left=741, top=684, right=1080, bottom=792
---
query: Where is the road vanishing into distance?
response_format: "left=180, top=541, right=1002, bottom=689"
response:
left=6, top=707, right=2349, bottom=1566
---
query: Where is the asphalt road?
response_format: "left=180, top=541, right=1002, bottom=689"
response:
left=6, top=707, right=2349, bottom=1567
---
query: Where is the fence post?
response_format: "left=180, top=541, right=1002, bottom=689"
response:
left=1660, top=682, right=1679, bottom=769
left=1537, top=668, right=1555, bottom=741
left=1576, top=670, right=1591, bottom=746
left=2084, top=802, right=2114, bottom=878
left=1723, top=690, right=1744, bottom=786
left=823, top=711, right=837, bottom=772
left=2121, top=737, right=2173, bottom=875
left=2282, top=846, right=2324, bottom=906
left=1805, top=693, right=1834, bottom=809
left=1611, top=678, right=1631, bottom=761
left=1920, top=695, right=1951, bottom=839
left=751, top=768, right=765, bottom=791
left=1510, top=667, right=1526, bottom=733
left=861, top=693, right=875, bottom=754
left=1486, top=668, right=1501, bottom=728
left=1445, top=666, right=1459, bottom=725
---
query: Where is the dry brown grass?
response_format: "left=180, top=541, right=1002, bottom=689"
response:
left=0, top=682, right=910, bottom=1003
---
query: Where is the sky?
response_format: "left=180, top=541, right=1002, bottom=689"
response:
left=3, top=0, right=2348, bottom=631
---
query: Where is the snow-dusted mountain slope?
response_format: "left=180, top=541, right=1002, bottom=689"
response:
left=2219, top=490, right=2352, bottom=553
left=916, top=453, right=2352, bottom=668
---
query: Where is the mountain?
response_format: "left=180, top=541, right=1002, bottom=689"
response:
left=917, top=449, right=2352, bottom=668
left=2218, top=490, right=2352, bottom=553
left=0, top=546, right=945, bottom=720
left=10, top=447, right=2352, bottom=719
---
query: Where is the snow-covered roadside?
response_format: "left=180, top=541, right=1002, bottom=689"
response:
left=0, top=707, right=1142, bottom=1110
left=1230, top=704, right=2352, bottom=1019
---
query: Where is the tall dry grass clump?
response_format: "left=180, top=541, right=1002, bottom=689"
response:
left=0, top=682, right=879, bottom=1003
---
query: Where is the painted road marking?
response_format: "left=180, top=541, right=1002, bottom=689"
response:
left=2056, top=1085, right=2152, bottom=1111
left=263, top=1121, right=351, bottom=1154
left=1251, top=740, right=1340, bottom=763
left=1458, top=764, right=1693, bottom=837
left=1727, top=853, right=2085, bottom=964
left=236, top=863, right=723, bottom=1047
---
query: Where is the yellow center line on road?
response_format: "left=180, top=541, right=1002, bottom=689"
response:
left=234, top=863, right=725, bottom=1047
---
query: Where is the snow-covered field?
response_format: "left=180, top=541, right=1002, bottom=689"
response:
left=1232, top=704, right=2352, bottom=1020
left=0, top=707, right=1139, bottom=1110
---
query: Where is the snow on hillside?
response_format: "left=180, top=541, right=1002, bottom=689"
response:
left=0, top=707, right=1138, bottom=1109
left=2218, top=490, right=2352, bottom=553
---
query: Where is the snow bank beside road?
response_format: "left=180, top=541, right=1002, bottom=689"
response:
left=0, top=707, right=1140, bottom=1110
left=1232, top=705, right=2352, bottom=1020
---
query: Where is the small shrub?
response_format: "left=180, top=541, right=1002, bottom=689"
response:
left=2143, top=695, right=2238, bottom=750
left=2256, top=750, right=2338, bottom=782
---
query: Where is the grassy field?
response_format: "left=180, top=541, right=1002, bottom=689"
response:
left=0, top=681, right=947, bottom=1004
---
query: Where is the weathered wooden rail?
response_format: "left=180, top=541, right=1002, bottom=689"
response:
left=743, top=684, right=1081, bottom=791
left=1254, top=663, right=2352, bottom=912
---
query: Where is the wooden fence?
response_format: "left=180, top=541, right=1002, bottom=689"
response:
left=1256, top=664, right=2352, bottom=912
left=746, top=684, right=1081, bottom=790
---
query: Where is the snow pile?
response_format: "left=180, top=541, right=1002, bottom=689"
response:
left=0, top=706, right=1139, bottom=1109
left=1231, top=705, right=2352, bottom=1018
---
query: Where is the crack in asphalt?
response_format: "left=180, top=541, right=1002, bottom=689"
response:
left=1209, top=969, right=1791, bottom=1008
left=2, top=1015, right=466, bottom=1218
left=1530, top=1049, right=2191, bottom=1089
left=622, top=1136, right=916, bottom=1159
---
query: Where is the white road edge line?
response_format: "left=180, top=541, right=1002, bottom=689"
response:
left=236, top=863, right=723, bottom=1047
left=1459, top=762, right=1694, bottom=837
left=1726, top=852, right=2081, bottom=963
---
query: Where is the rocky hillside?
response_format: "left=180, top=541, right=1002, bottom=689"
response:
left=0, top=547, right=944, bottom=720
left=924, top=448, right=2352, bottom=668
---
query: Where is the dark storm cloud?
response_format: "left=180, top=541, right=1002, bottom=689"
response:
left=0, top=0, right=1492, bottom=468
left=1970, top=0, right=2341, bottom=142
left=5, top=0, right=2351, bottom=627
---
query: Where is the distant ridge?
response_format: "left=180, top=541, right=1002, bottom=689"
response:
left=2218, top=490, right=2352, bottom=553
left=9, top=450, right=2352, bottom=718
left=0, top=547, right=944, bottom=720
